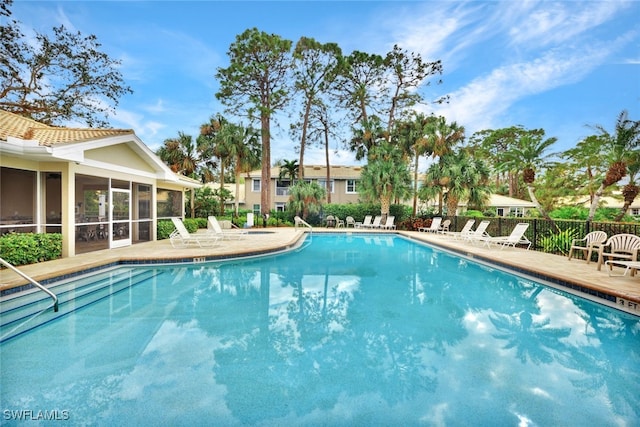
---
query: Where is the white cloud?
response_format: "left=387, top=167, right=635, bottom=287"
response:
left=433, top=43, right=613, bottom=135
left=506, top=1, right=629, bottom=47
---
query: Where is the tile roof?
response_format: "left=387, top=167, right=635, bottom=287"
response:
left=0, top=110, right=133, bottom=146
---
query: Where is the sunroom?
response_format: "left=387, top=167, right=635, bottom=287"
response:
left=0, top=110, right=199, bottom=257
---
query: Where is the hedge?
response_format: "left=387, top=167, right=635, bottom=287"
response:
left=0, top=233, right=63, bottom=266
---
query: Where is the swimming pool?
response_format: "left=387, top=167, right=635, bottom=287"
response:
left=1, top=234, right=639, bottom=426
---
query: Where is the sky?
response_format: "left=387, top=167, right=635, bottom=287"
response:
left=10, top=0, right=640, bottom=167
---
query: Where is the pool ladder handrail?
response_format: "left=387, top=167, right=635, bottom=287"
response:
left=294, top=216, right=313, bottom=233
left=0, top=257, right=58, bottom=312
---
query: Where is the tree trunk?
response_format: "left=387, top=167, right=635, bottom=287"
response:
left=526, top=184, right=551, bottom=221
left=380, top=196, right=391, bottom=217
left=412, top=155, right=419, bottom=216
left=299, top=101, right=312, bottom=180
left=588, top=183, right=605, bottom=221
left=261, top=114, right=271, bottom=216
left=324, top=126, right=331, bottom=204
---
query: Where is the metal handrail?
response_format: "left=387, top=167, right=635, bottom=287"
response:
left=0, top=257, right=58, bottom=312
left=294, top=216, right=313, bottom=233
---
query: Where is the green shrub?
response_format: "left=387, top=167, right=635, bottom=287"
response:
left=539, top=228, right=579, bottom=255
left=0, top=233, right=62, bottom=266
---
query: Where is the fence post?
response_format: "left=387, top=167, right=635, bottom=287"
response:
left=532, top=218, right=537, bottom=249
left=585, top=220, right=591, bottom=235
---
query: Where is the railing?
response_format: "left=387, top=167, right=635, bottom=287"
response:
left=294, top=216, right=313, bottom=233
left=0, top=257, right=58, bottom=312
left=443, top=216, right=640, bottom=256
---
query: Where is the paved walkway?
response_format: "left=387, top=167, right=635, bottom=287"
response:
left=1, top=227, right=638, bottom=315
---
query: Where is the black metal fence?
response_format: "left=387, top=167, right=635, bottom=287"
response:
left=444, top=216, right=640, bottom=257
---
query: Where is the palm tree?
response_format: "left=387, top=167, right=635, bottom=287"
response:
left=561, top=135, right=607, bottom=205
left=287, top=181, right=326, bottom=219
left=420, top=150, right=491, bottom=215
left=587, top=110, right=640, bottom=221
left=156, top=132, right=200, bottom=178
left=616, top=149, right=640, bottom=221
left=499, top=129, right=557, bottom=220
left=157, top=131, right=214, bottom=218
left=358, top=142, right=411, bottom=219
left=395, top=113, right=438, bottom=215
left=279, top=159, right=300, bottom=183
left=222, top=123, right=261, bottom=217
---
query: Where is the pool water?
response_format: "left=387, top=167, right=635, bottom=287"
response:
left=1, top=234, right=639, bottom=426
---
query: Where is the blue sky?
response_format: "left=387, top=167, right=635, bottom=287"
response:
left=11, top=1, right=640, bottom=166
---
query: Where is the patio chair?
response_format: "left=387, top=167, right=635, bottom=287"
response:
left=207, top=216, right=248, bottom=240
left=369, top=215, right=383, bottom=229
left=476, top=222, right=531, bottom=249
left=567, top=231, right=607, bottom=263
left=418, top=217, right=442, bottom=233
left=464, top=220, right=491, bottom=243
left=446, top=219, right=475, bottom=240
left=356, top=215, right=372, bottom=229
left=597, top=234, right=640, bottom=271
left=437, top=219, right=451, bottom=234
left=346, top=216, right=356, bottom=228
left=325, top=215, right=336, bottom=228
left=335, top=216, right=345, bottom=228
left=604, top=260, right=640, bottom=277
left=381, top=216, right=396, bottom=230
left=170, top=218, right=221, bottom=248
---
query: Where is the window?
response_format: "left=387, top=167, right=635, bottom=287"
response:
left=276, top=180, right=290, bottom=196
left=496, top=207, right=506, bottom=217
left=0, top=167, right=36, bottom=234
left=346, top=179, right=358, bottom=194
left=252, top=204, right=261, bottom=215
left=318, top=179, right=334, bottom=193
left=252, top=179, right=261, bottom=192
left=631, top=208, right=639, bottom=217
left=275, top=202, right=286, bottom=212
left=510, top=207, right=524, bottom=217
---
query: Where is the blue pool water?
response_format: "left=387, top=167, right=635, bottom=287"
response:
left=1, top=234, right=639, bottom=426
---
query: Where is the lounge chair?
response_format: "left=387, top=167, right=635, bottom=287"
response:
left=437, top=219, right=451, bottom=234
left=418, top=217, right=442, bottom=233
left=381, top=216, right=396, bottom=230
left=476, top=222, right=532, bottom=249
left=356, top=215, right=372, bottom=229
left=208, top=216, right=248, bottom=240
left=464, top=220, right=491, bottom=243
left=596, top=234, right=640, bottom=271
left=446, top=219, right=475, bottom=240
left=604, top=260, right=640, bottom=277
left=567, top=231, right=607, bottom=263
left=346, top=216, right=356, bottom=228
left=170, top=218, right=221, bottom=248
left=369, top=215, right=383, bottom=229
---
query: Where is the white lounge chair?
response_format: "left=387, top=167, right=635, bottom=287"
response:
left=477, top=222, right=531, bottom=249
left=356, top=215, right=372, bottom=229
left=418, top=217, right=442, bottom=233
left=446, top=219, right=475, bottom=240
left=597, top=233, right=640, bottom=271
left=437, top=219, right=451, bottom=234
left=381, top=216, right=396, bottom=230
left=369, top=215, right=383, bottom=229
left=464, top=220, right=491, bottom=243
left=170, top=218, right=221, bottom=248
left=208, top=216, right=248, bottom=240
left=568, top=230, right=607, bottom=263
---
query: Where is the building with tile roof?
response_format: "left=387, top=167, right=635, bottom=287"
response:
left=0, top=110, right=200, bottom=258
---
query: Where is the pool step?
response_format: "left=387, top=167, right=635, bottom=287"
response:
left=0, top=268, right=161, bottom=343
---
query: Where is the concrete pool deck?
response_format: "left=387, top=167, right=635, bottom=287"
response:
left=1, top=227, right=638, bottom=315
